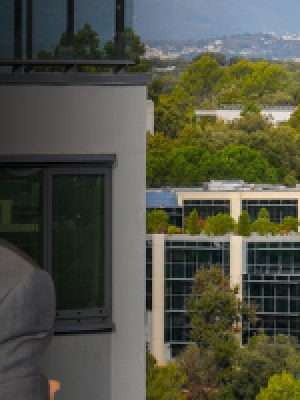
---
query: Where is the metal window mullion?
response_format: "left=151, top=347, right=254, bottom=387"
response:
left=14, top=0, right=22, bottom=60
left=115, top=0, right=125, bottom=60
left=26, top=0, right=32, bottom=59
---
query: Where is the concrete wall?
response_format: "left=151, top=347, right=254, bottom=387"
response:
left=0, top=82, right=147, bottom=400
left=152, top=234, right=165, bottom=365
left=146, top=99, right=155, bottom=135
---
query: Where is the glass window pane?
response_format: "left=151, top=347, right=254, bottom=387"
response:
left=0, top=1, right=14, bottom=59
left=264, top=283, right=275, bottom=297
left=276, top=285, right=288, bottom=297
left=290, top=300, right=300, bottom=313
left=248, top=250, right=254, bottom=265
left=256, top=250, right=267, bottom=265
left=0, top=168, right=43, bottom=266
left=33, top=0, right=66, bottom=59
left=172, top=264, right=184, bottom=278
left=270, top=250, right=280, bottom=264
left=250, top=283, right=261, bottom=296
left=74, top=0, right=114, bottom=60
left=276, top=299, right=288, bottom=313
left=264, top=298, right=274, bottom=312
left=52, top=174, right=105, bottom=310
left=172, top=250, right=184, bottom=263
left=186, top=264, right=196, bottom=278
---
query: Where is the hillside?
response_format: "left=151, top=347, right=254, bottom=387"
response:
left=145, top=33, right=300, bottom=62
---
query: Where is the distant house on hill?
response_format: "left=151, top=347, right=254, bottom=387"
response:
left=195, top=105, right=297, bottom=126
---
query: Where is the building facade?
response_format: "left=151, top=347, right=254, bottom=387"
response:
left=147, top=181, right=300, bottom=229
left=146, top=234, right=300, bottom=365
left=0, top=1, right=150, bottom=399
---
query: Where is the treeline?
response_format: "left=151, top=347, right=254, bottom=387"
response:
left=147, top=267, right=300, bottom=400
left=147, top=56, right=300, bottom=187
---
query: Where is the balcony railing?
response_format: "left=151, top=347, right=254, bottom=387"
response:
left=0, top=0, right=134, bottom=71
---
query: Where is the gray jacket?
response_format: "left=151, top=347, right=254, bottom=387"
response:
left=0, top=240, right=55, bottom=399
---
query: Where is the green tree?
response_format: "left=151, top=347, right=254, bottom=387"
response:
left=256, top=371, right=300, bottom=400
left=185, top=209, right=201, bottom=234
left=146, top=348, right=187, bottom=400
left=258, top=207, right=269, bottom=219
left=146, top=150, right=171, bottom=187
left=288, top=105, right=300, bottom=130
left=167, top=146, right=212, bottom=186
left=203, top=213, right=236, bottom=235
left=182, top=56, right=225, bottom=103
left=211, top=145, right=278, bottom=183
left=225, top=333, right=300, bottom=400
left=186, top=267, right=256, bottom=390
left=237, top=211, right=251, bottom=236
left=251, top=218, right=275, bottom=235
left=230, top=112, right=270, bottom=134
left=147, top=132, right=173, bottom=152
left=177, top=343, right=218, bottom=400
left=240, top=102, right=261, bottom=117
left=147, top=363, right=187, bottom=400
left=146, top=210, right=168, bottom=233
left=192, top=52, right=227, bottom=66
left=281, top=216, right=299, bottom=232
left=148, top=79, right=164, bottom=104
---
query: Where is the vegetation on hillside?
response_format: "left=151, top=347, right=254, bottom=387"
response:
left=147, top=55, right=300, bottom=187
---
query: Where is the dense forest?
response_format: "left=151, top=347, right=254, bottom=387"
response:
left=147, top=55, right=300, bottom=187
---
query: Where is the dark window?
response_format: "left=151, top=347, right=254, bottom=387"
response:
left=0, top=157, right=114, bottom=333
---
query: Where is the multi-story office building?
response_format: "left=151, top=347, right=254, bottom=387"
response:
left=0, top=1, right=150, bottom=399
left=147, top=180, right=300, bottom=228
left=146, top=233, right=300, bottom=365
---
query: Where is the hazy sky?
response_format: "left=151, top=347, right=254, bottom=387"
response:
left=134, top=0, right=300, bottom=41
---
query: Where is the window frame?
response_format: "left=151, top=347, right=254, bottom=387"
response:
left=0, top=154, right=115, bottom=333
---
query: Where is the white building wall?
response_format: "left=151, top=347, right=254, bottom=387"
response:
left=152, top=234, right=165, bottom=365
left=195, top=107, right=296, bottom=125
left=0, top=82, right=147, bottom=400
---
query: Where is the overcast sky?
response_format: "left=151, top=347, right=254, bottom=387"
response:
left=134, top=0, right=300, bottom=41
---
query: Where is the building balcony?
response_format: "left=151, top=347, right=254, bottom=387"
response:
left=0, top=0, right=134, bottom=71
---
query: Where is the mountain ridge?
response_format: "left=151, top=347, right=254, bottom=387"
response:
left=135, top=0, right=300, bottom=41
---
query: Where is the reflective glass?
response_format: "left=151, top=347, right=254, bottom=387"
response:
left=74, top=0, right=114, bottom=60
left=172, top=296, right=184, bottom=310
left=0, top=168, right=43, bottom=265
left=146, top=263, right=152, bottom=279
left=172, top=250, right=185, bottom=263
left=290, top=285, right=300, bottom=297
left=276, top=299, right=288, bottom=313
left=270, top=250, right=280, bottom=264
left=52, top=174, right=105, bottom=310
left=0, top=1, right=14, bottom=59
left=264, top=283, right=275, bottom=297
left=124, top=0, right=133, bottom=58
left=172, top=264, right=184, bottom=278
left=248, top=250, right=254, bottom=265
left=186, top=264, right=196, bottom=278
left=276, top=285, right=289, bottom=297
left=256, top=250, right=267, bottom=264
left=264, top=298, right=274, bottom=312
left=290, top=300, right=300, bottom=313
left=250, top=283, right=261, bottom=296
left=33, top=0, right=66, bottom=59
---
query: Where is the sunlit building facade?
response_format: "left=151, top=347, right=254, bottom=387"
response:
left=146, top=234, right=300, bottom=365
